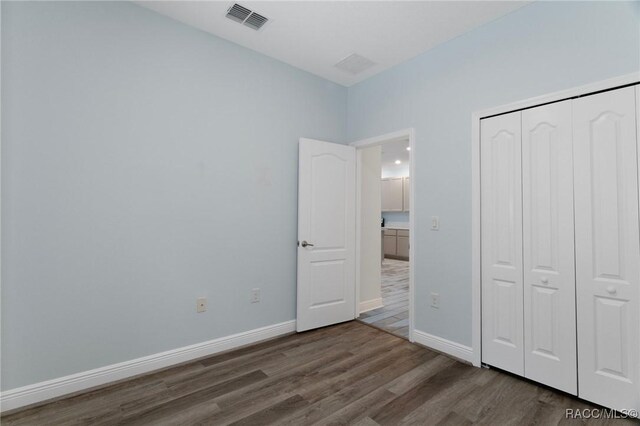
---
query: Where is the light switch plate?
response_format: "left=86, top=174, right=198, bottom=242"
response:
left=430, top=292, right=440, bottom=308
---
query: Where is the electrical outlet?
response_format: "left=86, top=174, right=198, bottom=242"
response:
left=430, top=292, right=440, bottom=309
left=251, top=288, right=261, bottom=304
left=431, top=216, right=440, bottom=231
left=196, top=297, right=207, bottom=313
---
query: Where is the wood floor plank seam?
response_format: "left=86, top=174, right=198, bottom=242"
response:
left=167, top=324, right=376, bottom=398
left=278, top=349, right=437, bottom=425
left=311, top=356, right=457, bottom=426
left=193, top=351, right=358, bottom=425
left=120, top=370, right=269, bottom=425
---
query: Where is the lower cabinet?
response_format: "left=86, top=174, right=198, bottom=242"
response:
left=383, top=234, right=397, bottom=256
left=383, top=229, right=409, bottom=260
left=397, top=235, right=409, bottom=258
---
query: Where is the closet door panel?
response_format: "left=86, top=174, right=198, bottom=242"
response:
left=574, top=86, right=639, bottom=412
left=522, top=100, right=577, bottom=394
left=481, top=111, right=524, bottom=375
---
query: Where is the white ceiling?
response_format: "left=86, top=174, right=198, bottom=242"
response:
left=136, top=1, right=530, bottom=87
left=381, top=138, right=410, bottom=178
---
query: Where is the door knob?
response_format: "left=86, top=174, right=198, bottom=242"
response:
left=301, top=240, right=314, bottom=248
left=606, top=285, right=617, bottom=295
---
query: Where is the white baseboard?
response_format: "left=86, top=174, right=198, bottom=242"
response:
left=413, top=329, right=474, bottom=364
left=359, top=297, right=383, bottom=314
left=0, top=320, right=296, bottom=413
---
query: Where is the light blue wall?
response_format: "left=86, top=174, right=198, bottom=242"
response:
left=348, top=1, right=640, bottom=346
left=382, top=211, right=409, bottom=225
left=1, top=1, right=346, bottom=390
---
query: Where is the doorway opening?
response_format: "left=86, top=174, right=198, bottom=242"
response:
left=352, top=129, right=415, bottom=341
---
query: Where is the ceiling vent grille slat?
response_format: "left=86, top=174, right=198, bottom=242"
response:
left=225, top=3, right=269, bottom=31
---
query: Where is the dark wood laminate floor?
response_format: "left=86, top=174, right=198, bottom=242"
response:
left=2, top=321, right=633, bottom=426
left=359, top=258, right=409, bottom=339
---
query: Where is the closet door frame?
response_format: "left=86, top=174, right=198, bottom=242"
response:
left=471, top=72, right=640, bottom=368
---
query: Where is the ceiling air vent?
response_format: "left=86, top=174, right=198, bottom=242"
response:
left=334, top=53, right=376, bottom=75
left=244, top=12, right=268, bottom=30
left=225, top=3, right=269, bottom=31
left=226, top=3, right=251, bottom=23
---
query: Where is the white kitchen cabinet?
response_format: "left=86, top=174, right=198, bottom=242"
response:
left=382, top=228, right=409, bottom=260
left=383, top=232, right=397, bottom=256
left=381, top=177, right=410, bottom=212
left=396, top=235, right=409, bottom=258
left=381, top=178, right=403, bottom=211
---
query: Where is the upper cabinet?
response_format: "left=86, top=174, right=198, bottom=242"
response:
left=381, top=177, right=410, bottom=212
left=381, top=178, right=403, bottom=211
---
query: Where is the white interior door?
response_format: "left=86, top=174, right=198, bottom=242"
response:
left=522, top=100, right=577, bottom=394
left=297, top=138, right=356, bottom=332
left=573, top=86, right=640, bottom=412
left=481, top=111, right=524, bottom=376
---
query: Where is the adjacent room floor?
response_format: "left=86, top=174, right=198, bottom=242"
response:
left=358, top=258, right=409, bottom=339
left=2, top=321, right=630, bottom=425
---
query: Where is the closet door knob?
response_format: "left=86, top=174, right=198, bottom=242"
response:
left=541, top=277, right=549, bottom=284
left=606, top=285, right=617, bottom=295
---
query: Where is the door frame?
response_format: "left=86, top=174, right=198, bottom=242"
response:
left=471, top=72, right=640, bottom=368
left=350, top=128, right=416, bottom=342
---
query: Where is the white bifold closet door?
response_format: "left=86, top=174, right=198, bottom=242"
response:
left=522, top=100, right=577, bottom=395
left=481, top=111, right=524, bottom=376
left=573, top=86, right=640, bottom=412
